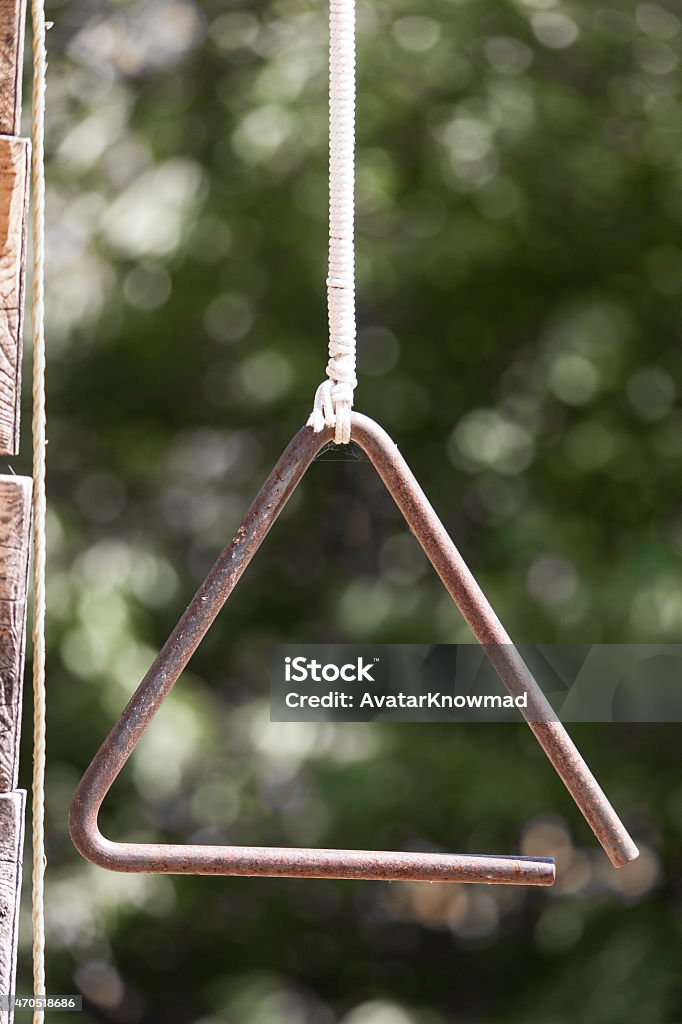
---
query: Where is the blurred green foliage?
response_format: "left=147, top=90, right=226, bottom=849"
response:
left=10, top=0, right=682, bottom=1020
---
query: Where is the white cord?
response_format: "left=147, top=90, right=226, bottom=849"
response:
left=30, top=0, right=47, bottom=1015
left=308, top=0, right=356, bottom=445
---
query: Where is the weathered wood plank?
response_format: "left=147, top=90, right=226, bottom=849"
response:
left=0, top=790, right=25, bottom=1024
left=0, top=476, right=31, bottom=793
left=0, top=136, right=29, bottom=457
left=0, top=0, right=26, bottom=136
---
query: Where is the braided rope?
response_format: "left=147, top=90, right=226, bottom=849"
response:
left=30, top=0, right=47, bottom=1013
left=308, top=0, right=357, bottom=445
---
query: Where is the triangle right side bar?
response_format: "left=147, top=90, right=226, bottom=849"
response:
left=352, top=413, right=638, bottom=869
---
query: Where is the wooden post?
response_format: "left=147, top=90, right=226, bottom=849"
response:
left=0, top=0, right=29, bottom=458
left=0, top=479, right=31, bottom=1024
left=0, top=137, right=29, bottom=458
left=0, top=0, right=26, bottom=136
left=0, top=0, right=32, bottom=1018
left=0, top=791, right=25, bottom=1020
left=0, top=477, right=31, bottom=793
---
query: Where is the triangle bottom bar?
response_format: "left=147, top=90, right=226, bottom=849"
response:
left=74, top=839, right=556, bottom=884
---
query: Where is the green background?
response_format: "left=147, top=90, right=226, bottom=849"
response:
left=12, top=0, right=682, bottom=1020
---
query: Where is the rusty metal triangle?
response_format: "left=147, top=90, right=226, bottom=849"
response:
left=70, top=414, right=637, bottom=884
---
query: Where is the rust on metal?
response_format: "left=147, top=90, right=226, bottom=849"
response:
left=70, top=413, right=637, bottom=883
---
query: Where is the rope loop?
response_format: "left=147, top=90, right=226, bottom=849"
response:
left=307, top=0, right=356, bottom=446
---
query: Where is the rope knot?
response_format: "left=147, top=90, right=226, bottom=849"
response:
left=307, top=375, right=354, bottom=444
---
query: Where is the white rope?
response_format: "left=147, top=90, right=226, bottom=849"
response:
left=307, top=0, right=357, bottom=445
left=30, top=0, right=47, bottom=1013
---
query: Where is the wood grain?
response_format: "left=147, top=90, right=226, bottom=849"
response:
left=0, top=476, right=31, bottom=793
left=0, top=0, right=26, bottom=136
left=0, top=790, right=25, bottom=1024
left=0, top=136, right=28, bottom=457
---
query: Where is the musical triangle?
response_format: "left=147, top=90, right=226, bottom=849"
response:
left=70, top=414, right=637, bottom=884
